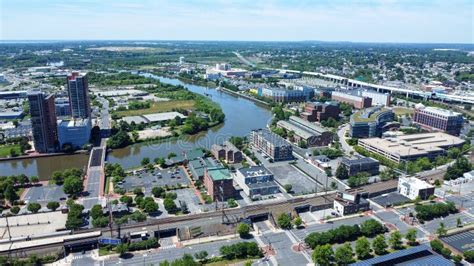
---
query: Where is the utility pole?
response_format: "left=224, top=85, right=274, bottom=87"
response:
left=5, top=215, right=11, bottom=241
left=107, top=195, right=113, bottom=238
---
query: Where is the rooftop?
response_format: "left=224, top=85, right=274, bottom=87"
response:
left=238, top=166, right=273, bottom=178
left=350, top=245, right=453, bottom=266
left=252, top=128, right=289, bottom=147
left=415, top=103, right=462, bottom=117
left=352, top=107, right=390, bottom=122
left=359, top=132, right=465, bottom=157
left=207, top=167, right=232, bottom=181
left=341, top=156, right=379, bottom=166
left=399, top=176, right=434, bottom=190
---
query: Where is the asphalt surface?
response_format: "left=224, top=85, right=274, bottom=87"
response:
left=122, top=168, right=190, bottom=196
left=23, top=185, right=67, bottom=204
left=259, top=231, right=311, bottom=266
left=441, top=230, right=474, bottom=253
left=103, top=237, right=257, bottom=265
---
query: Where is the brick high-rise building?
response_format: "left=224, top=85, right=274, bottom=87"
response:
left=67, top=72, right=91, bottom=119
left=28, top=91, right=58, bottom=153
left=413, top=104, right=464, bottom=136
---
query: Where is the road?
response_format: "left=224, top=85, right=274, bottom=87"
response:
left=337, top=124, right=354, bottom=155
left=233, top=52, right=256, bottom=67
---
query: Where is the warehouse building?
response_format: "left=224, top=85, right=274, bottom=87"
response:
left=358, top=132, right=465, bottom=163
left=277, top=116, right=333, bottom=147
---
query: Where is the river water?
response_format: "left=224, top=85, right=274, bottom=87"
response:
left=0, top=75, right=272, bottom=179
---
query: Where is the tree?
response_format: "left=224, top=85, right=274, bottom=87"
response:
left=227, top=198, right=238, bottom=208
left=47, top=201, right=60, bottom=211
left=283, top=184, right=292, bottom=193
left=372, top=235, right=388, bottom=255
left=154, top=157, right=166, bottom=167
left=277, top=213, right=292, bottom=230
left=334, top=243, right=353, bottom=266
left=107, top=130, right=132, bottom=149
left=312, top=244, right=334, bottom=266
left=355, top=236, right=372, bottom=260
left=116, top=243, right=129, bottom=257
left=464, top=250, right=474, bottom=263
left=92, top=216, right=109, bottom=228
left=293, top=217, right=303, bottom=228
left=151, top=186, right=165, bottom=198
left=10, top=206, right=20, bottom=214
left=141, top=157, right=150, bottom=166
left=163, top=197, right=178, bottom=213
left=405, top=229, right=418, bottom=246
left=4, top=184, right=18, bottom=203
left=119, top=195, right=133, bottom=206
left=389, top=231, right=403, bottom=250
left=194, top=251, right=208, bottom=262
left=437, top=222, right=447, bottom=237
left=63, top=176, right=84, bottom=197
left=30, top=176, right=39, bottom=184
left=336, top=164, right=349, bottom=180
left=236, top=223, right=250, bottom=238
left=144, top=200, right=159, bottom=213
left=456, top=217, right=462, bottom=227
left=90, top=204, right=103, bottom=220
left=360, top=219, right=384, bottom=237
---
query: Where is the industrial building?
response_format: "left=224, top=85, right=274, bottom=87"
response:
left=340, top=156, right=380, bottom=177
left=203, top=167, right=235, bottom=201
left=277, top=116, right=333, bottom=147
left=300, top=101, right=340, bottom=122
left=58, top=119, right=92, bottom=149
left=331, top=91, right=372, bottom=109
left=413, top=103, right=464, bottom=136
left=250, top=128, right=293, bottom=161
left=28, top=91, right=58, bottom=153
left=358, top=132, right=465, bottom=163
left=211, top=141, right=243, bottom=164
left=398, top=176, right=435, bottom=200
left=235, top=166, right=280, bottom=199
left=350, top=107, right=396, bottom=138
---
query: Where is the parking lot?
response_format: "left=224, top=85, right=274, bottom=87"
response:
left=446, top=193, right=474, bottom=214
left=441, top=230, right=474, bottom=253
left=121, top=167, right=190, bottom=195
left=422, top=212, right=474, bottom=234
left=23, top=185, right=68, bottom=204
left=267, top=163, right=318, bottom=195
left=375, top=210, right=425, bottom=238
left=173, top=188, right=204, bottom=214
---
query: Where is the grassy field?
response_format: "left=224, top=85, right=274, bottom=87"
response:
left=393, top=107, right=414, bottom=116
left=114, top=100, right=195, bottom=118
left=0, top=144, right=21, bottom=158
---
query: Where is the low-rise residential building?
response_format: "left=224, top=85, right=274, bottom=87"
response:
left=413, top=103, right=464, bottom=136
left=350, top=107, right=396, bottom=138
left=333, top=192, right=370, bottom=216
left=358, top=132, right=465, bottom=163
left=277, top=116, right=333, bottom=147
left=204, top=167, right=235, bottom=201
left=398, top=176, right=435, bottom=200
left=211, top=141, right=243, bottom=163
left=331, top=91, right=372, bottom=109
left=235, top=166, right=280, bottom=199
left=301, top=101, right=340, bottom=122
left=250, top=128, right=293, bottom=161
left=340, top=156, right=380, bottom=177
left=57, top=118, right=92, bottom=149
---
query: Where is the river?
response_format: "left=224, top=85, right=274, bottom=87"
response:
left=0, top=75, right=272, bottom=179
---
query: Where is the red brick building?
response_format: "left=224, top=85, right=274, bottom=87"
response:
left=203, top=167, right=235, bottom=201
left=301, top=102, right=340, bottom=122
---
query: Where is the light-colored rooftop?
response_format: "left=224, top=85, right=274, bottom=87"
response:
left=399, top=176, right=433, bottom=189
left=0, top=212, right=67, bottom=239
left=207, top=167, right=232, bottom=181
left=416, top=105, right=462, bottom=117
left=143, top=112, right=186, bottom=123
left=359, top=132, right=465, bottom=157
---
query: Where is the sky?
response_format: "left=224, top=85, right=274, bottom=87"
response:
left=1, top=0, right=473, bottom=43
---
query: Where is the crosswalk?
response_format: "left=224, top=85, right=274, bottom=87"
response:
left=159, top=244, right=176, bottom=250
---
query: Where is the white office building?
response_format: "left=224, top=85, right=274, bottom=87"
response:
left=397, top=176, right=435, bottom=200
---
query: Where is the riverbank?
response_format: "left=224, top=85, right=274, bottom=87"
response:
left=218, top=87, right=271, bottom=107
left=0, top=150, right=89, bottom=162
